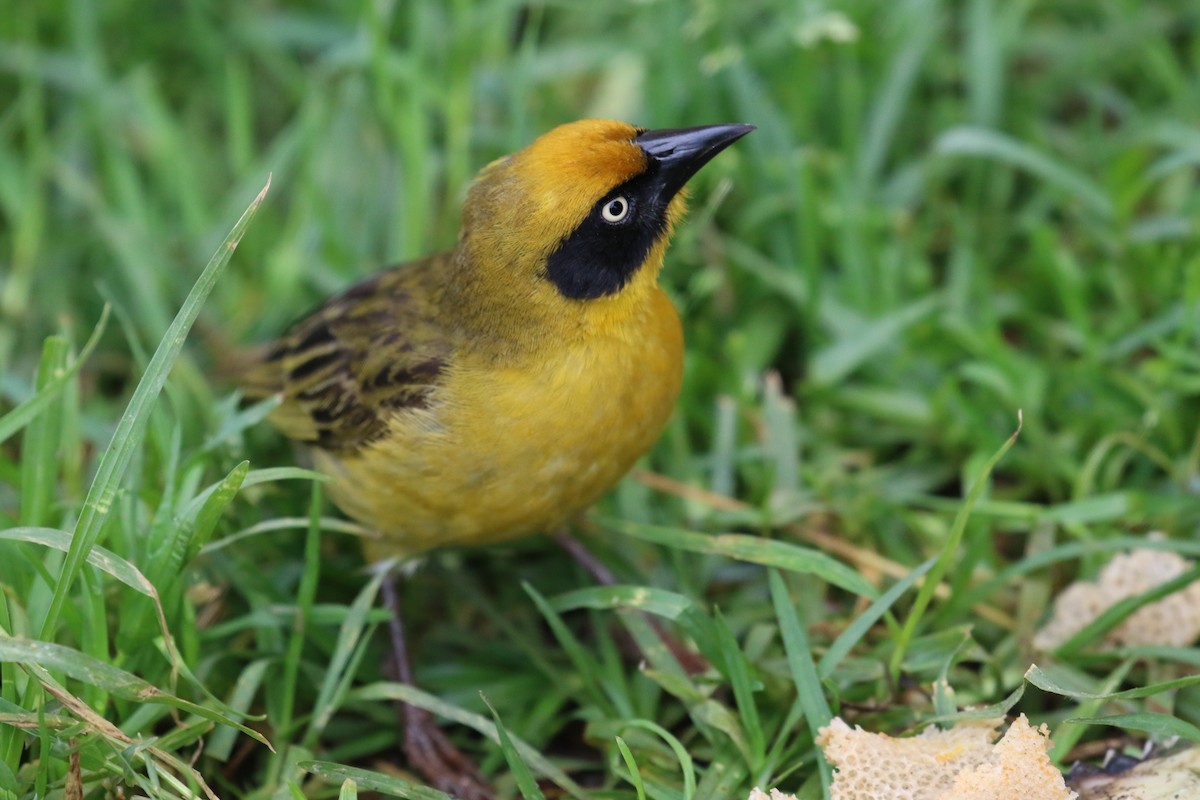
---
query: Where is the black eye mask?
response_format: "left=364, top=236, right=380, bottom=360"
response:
left=544, top=166, right=670, bottom=301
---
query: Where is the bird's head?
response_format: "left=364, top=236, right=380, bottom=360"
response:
left=455, top=119, right=752, bottom=336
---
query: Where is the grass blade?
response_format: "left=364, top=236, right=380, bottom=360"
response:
left=1066, top=713, right=1200, bottom=743
left=818, top=557, right=935, bottom=678
left=524, top=581, right=624, bottom=716
left=0, top=306, right=109, bottom=446
left=810, top=296, right=939, bottom=388
left=39, top=176, right=271, bottom=640
left=303, top=762, right=451, bottom=800
left=614, top=736, right=647, bottom=800
left=935, top=127, right=1113, bottom=219
left=18, top=336, right=68, bottom=527
left=1053, top=565, right=1200, bottom=657
left=713, top=609, right=765, bottom=769
left=483, top=695, right=546, bottom=800
left=891, top=413, right=1021, bottom=675
left=607, top=518, right=876, bottom=599
left=549, top=585, right=694, bottom=619
left=615, top=719, right=696, bottom=800
left=352, top=681, right=586, bottom=798
left=305, top=568, right=385, bottom=745
left=768, top=569, right=831, bottom=794
left=0, top=637, right=269, bottom=747
left=1025, top=664, right=1200, bottom=701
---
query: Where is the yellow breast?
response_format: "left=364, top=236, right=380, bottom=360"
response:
left=315, top=287, right=683, bottom=560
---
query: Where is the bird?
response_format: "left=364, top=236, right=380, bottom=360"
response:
left=240, top=119, right=753, bottom=798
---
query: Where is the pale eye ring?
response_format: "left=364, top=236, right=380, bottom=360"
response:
left=601, top=196, right=630, bottom=223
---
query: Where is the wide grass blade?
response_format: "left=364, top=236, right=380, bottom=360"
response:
left=1068, top=713, right=1200, bottom=743
left=934, top=127, right=1114, bottom=219
left=1, top=527, right=159, bottom=601
left=303, top=763, right=452, bottom=800
left=549, top=585, right=694, bottom=619
left=0, top=637, right=268, bottom=747
left=606, top=518, right=876, bottom=599
left=1026, top=664, right=1200, bottom=700
left=809, top=297, right=939, bottom=388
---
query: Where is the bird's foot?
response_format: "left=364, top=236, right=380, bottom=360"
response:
left=380, top=569, right=494, bottom=799
left=402, top=704, right=493, bottom=800
left=403, top=705, right=492, bottom=800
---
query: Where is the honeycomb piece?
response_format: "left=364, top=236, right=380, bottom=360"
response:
left=1034, top=547, right=1200, bottom=651
left=747, top=789, right=798, bottom=800
left=942, top=716, right=1077, bottom=800
left=816, top=714, right=1076, bottom=800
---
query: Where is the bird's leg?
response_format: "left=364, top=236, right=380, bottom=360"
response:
left=552, top=529, right=620, bottom=585
left=380, top=572, right=493, bottom=800
left=552, top=529, right=708, bottom=674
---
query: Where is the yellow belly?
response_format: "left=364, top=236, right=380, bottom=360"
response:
left=315, top=291, right=683, bottom=561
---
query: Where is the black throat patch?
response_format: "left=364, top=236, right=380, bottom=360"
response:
left=544, top=168, right=670, bottom=300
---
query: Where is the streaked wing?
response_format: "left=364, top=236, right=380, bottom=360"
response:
left=242, top=257, right=450, bottom=453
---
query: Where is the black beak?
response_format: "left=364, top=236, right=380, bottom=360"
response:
left=635, top=123, right=755, bottom=200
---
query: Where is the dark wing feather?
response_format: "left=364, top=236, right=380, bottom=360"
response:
left=242, top=256, right=450, bottom=453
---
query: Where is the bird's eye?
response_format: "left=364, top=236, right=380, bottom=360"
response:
left=601, top=196, right=630, bottom=223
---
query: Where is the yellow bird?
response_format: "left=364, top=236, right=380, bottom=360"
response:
left=242, top=119, right=752, bottom=797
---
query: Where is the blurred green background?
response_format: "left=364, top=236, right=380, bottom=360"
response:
left=3, top=1, right=1200, bottom=798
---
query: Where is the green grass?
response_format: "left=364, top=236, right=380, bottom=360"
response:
left=3, top=1, right=1200, bottom=798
